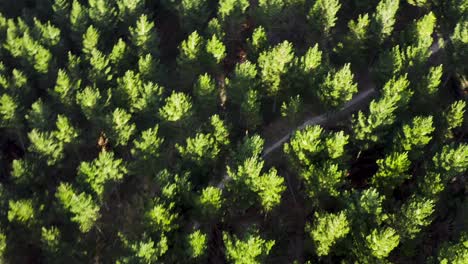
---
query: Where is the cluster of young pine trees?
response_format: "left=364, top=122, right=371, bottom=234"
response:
left=0, top=0, right=466, bottom=263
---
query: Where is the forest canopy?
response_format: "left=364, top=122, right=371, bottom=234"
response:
left=0, top=0, right=467, bottom=263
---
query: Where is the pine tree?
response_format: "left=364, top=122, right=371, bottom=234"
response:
left=159, top=92, right=193, bottom=123
left=129, top=14, right=159, bottom=57
left=258, top=41, right=294, bottom=108
left=284, top=125, right=324, bottom=167
left=281, top=95, right=304, bottom=124
left=342, top=13, right=371, bottom=63
left=432, top=143, right=468, bottom=178
left=8, top=199, right=35, bottom=225
left=223, top=229, right=275, bottom=264
left=318, top=63, right=358, bottom=108
left=302, top=161, right=345, bottom=199
left=248, top=26, right=268, bottom=59
left=206, top=34, right=226, bottom=67
left=56, top=182, right=100, bottom=233
left=240, top=89, right=262, bottom=129
left=365, top=227, right=400, bottom=259
left=227, top=156, right=285, bottom=211
left=107, top=108, right=136, bottom=147
left=41, top=226, right=61, bottom=255
left=131, top=125, right=164, bottom=162
left=436, top=232, right=468, bottom=264
left=218, top=0, right=250, bottom=22
left=177, top=31, right=205, bottom=88
left=308, top=0, right=341, bottom=36
left=198, top=186, right=223, bottom=217
left=394, top=116, right=434, bottom=155
left=371, top=0, right=399, bottom=45
left=372, top=152, right=411, bottom=194
left=116, top=0, right=145, bottom=26
left=227, top=61, right=258, bottom=106
left=193, top=73, right=217, bottom=115
left=179, top=0, right=210, bottom=32
left=0, top=94, right=21, bottom=129
left=187, top=230, right=207, bottom=259
left=52, top=0, right=71, bottom=27
left=118, top=233, right=169, bottom=263
left=451, top=21, right=467, bottom=77
left=352, top=95, right=399, bottom=146
left=443, top=100, right=466, bottom=139
left=88, top=0, right=117, bottom=31
left=307, top=210, right=350, bottom=256
left=289, top=44, right=324, bottom=94
left=78, top=151, right=128, bottom=198
left=176, top=133, right=220, bottom=165
left=75, top=86, right=104, bottom=121
left=394, top=195, right=435, bottom=239
left=69, top=0, right=89, bottom=42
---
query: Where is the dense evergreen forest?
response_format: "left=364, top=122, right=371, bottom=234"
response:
left=0, top=0, right=467, bottom=263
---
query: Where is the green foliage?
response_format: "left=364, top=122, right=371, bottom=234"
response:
left=41, top=226, right=61, bottom=253
left=308, top=0, right=341, bottom=35
left=56, top=182, right=100, bottom=233
left=28, top=114, right=79, bottom=166
left=187, top=230, right=207, bottom=258
left=147, top=202, right=178, bottom=232
left=227, top=156, right=285, bottom=211
left=372, top=0, right=399, bottom=44
left=228, top=61, right=258, bottom=106
left=159, top=92, right=193, bottom=122
left=223, top=229, right=275, bottom=264
left=129, top=14, right=159, bottom=56
left=394, top=195, right=435, bottom=239
left=82, top=25, right=100, bottom=57
left=194, top=73, right=217, bottom=114
left=437, top=233, right=468, bottom=264
left=240, top=89, right=262, bottom=129
left=307, top=211, right=350, bottom=256
left=199, top=186, right=223, bottom=217
left=281, top=95, right=303, bottom=124
left=179, top=0, right=210, bottom=31
left=372, top=152, right=411, bottom=193
left=352, top=94, right=399, bottom=146
left=258, top=41, right=294, bottom=97
left=302, top=161, right=345, bottom=198
left=206, top=34, right=226, bottom=64
left=345, top=13, right=371, bottom=56
left=177, top=31, right=205, bottom=86
left=284, top=125, right=324, bottom=166
left=289, top=44, right=323, bottom=91
left=366, top=227, right=400, bottom=259
left=108, top=108, right=136, bottom=146
left=88, top=0, right=117, bottom=30
left=78, top=151, right=128, bottom=198
left=249, top=26, right=268, bottom=58
left=451, top=20, right=468, bottom=75
left=394, top=116, right=434, bottom=154
left=119, top=234, right=168, bottom=264
left=218, top=0, right=250, bottom=21
left=0, top=93, right=21, bottom=128
left=444, top=100, right=466, bottom=138
left=70, top=0, right=89, bottom=39
left=318, top=63, right=358, bottom=108
left=177, top=133, right=219, bottom=164
left=8, top=199, right=35, bottom=224
left=419, top=64, right=443, bottom=96
left=432, top=143, right=468, bottom=178
left=131, top=125, right=164, bottom=161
